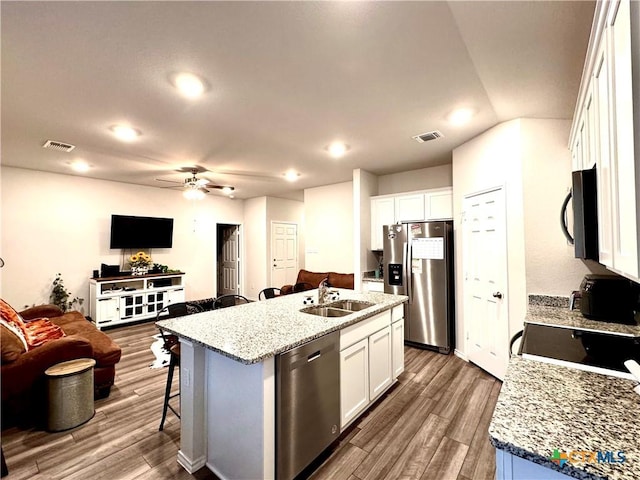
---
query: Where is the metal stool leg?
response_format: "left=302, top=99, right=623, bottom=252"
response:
left=159, top=353, right=179, bottom=431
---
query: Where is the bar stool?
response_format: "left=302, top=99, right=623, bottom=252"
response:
left=157, top=302, right=202, bottom=431
left=258, top=287, right=281, bottom=300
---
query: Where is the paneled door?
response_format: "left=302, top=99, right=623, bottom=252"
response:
left=220, top=225, right=240, bottom=296
left=463, top=187, right=509, bottom=380
left=271, top=222, right=298, bottom=287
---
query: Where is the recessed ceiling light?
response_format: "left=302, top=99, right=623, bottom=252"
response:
left=173, top=72, right=206, bottom=99
left=110, top=125, right=141, bottom=142
left=326, top=142, right=350, bottom=158
left=284, top=170, right=300, bottom=182
left=448, top=108, right=475, bottom=126
left=70, top=160, right=90, bottom=173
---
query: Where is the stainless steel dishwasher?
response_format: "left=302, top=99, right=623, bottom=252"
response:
left=276, top=331, right=340, bottom=480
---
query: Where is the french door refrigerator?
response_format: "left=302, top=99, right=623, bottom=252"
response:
left=383, top=221, right=454, bottom=353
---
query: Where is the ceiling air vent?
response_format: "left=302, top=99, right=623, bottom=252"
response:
left=412, top=130, right=444, bottom=143
left=42, top=140, right=76, bottom=152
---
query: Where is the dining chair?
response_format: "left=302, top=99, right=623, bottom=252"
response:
left=212, top=294, right=250, bottom=309
left=258, top=287, right=281, bottom=300
left=156, top=301, right=203, bottom=431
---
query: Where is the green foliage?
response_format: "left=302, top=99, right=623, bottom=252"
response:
left=50, top=273, right=84, bottom=313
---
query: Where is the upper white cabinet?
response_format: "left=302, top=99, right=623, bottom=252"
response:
left=570, top=0, right=639, bottom=281
left=370, top=187, right=453, bottom=250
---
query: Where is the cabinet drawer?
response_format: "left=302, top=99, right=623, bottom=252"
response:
left=340, top=310, right=390, bottom=350
left=391, top=304, right=404, bottom=322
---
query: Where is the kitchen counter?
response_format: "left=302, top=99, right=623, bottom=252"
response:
left=489, top=356, right=640, bottom=480
left=526, top=304, right=640, bottom=337
left=156, top=289, right=406, bottom=364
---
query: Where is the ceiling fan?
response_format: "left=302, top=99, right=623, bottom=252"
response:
left=155, top=166, right=235, bottom=199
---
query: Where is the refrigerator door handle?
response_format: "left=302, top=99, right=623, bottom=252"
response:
left=403, top=241, right=412, bottom=303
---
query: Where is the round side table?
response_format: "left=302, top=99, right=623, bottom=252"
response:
left=45, top=358, right=96, bottom=432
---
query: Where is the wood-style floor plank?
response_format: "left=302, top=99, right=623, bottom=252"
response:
left=1, top=321, right=501, bottom=480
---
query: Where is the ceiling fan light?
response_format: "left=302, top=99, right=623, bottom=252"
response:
left=221, top=186, right=234, bottom=195
left=183, top=188, right=205, bottom=200
left=174, top=72, right=206, bottom=98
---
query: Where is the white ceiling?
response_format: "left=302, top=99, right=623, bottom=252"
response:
left=1, top=1, right=595, bottom=200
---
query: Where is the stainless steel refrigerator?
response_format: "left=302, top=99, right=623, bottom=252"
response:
left=383, top=221, right=454, bottom=353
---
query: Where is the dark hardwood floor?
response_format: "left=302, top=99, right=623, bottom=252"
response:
left=1, top=321, right=501, bottom=480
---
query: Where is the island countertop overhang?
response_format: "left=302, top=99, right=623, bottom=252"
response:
left=156, top=289, right=408, bottom=365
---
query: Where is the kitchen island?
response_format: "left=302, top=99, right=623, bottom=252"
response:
left=156, top=289, right=407, bottom=479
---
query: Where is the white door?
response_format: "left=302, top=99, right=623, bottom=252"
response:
left=463, top=187, right=509, bottom=380
left=271, top=222, right=298, bottom=287
left=220, top=225, right=240, bottom=296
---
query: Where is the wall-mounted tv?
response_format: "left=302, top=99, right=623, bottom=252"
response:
left=110, top=215, right=174, bottom=249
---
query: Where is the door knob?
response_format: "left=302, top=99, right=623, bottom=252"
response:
left=492, top=292, right=503, bottom=299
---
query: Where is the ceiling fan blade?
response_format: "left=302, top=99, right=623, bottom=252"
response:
left=200, top=187, right=210, bottom=193
left=155, top=178, right=184, bottom=185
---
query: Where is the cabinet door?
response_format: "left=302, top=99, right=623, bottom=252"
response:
left=594, top=34, right=614, bottom=268
left=425, top=189, right=453, bottom=220
left=368, top=326, right=392, bottom=401
left=340, top=339, right=369, bottom=428
left=391, top=319, right=405, bottom=378
left=96, top=297, right=119, bottom=327
left=370, top=197, right=395, bottom=250
left=167, top=288, right=185, bottom=306
left=395, top=194, right=425, bottom=222
left=609, top=0, right=639, bottom=279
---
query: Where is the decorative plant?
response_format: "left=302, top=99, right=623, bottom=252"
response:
left=50, top=273, right=84, bottom=312
left=129, top=251, right=152, bottom=268
left=152, top=263, right=168, bottom=273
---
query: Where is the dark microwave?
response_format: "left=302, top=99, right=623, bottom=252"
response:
left=561, top=167, right=598, bottom=260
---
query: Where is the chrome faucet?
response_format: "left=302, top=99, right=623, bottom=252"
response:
left=318, top=278, right=330, bottom=305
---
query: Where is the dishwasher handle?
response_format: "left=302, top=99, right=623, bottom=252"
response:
left=287, top=343, right=336, bottom=371
left=307, top=351, right=321, bottom=363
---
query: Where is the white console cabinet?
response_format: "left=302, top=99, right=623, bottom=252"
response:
left=89, top=272, right=185, bottom=329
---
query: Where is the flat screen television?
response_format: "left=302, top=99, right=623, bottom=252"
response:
left=110, top=215, right=174, bottom=249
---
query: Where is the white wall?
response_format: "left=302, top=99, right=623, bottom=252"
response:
left=304, top=182, right=353, bottom=273
left=353, top=169, right=379, bottom=291
left=452, top=119, right=527, bottom=358
left=1, top=167, right=244, bottom=309
left=378, top=164, right=452, bottom=195
left=521, top=119, right=608, bottom=295
left=243, top=197, right=267, bottom=301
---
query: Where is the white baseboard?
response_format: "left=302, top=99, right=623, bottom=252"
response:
left=454, top=348, right=468, bottom=361
left=177, top=450, right=206, bottom=474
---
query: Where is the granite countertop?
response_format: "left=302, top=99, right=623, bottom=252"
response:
left=156, top=289, right=407, bottom=365
left=526, top=305, right=640, bottom=337
left=489, top=357, right=640, bottom=480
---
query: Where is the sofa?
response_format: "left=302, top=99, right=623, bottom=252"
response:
left=280, top=269, right=354, bottom=295
left=1, top=302, right=122, bottom=427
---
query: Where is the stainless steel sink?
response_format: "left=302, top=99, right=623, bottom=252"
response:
left=326, top=300, right=375, bottom=312
left=299, top=306, right=352, bottom=317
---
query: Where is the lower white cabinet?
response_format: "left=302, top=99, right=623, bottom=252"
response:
left=339, top=339, right=369, bottom=427
left=392, top=319, right=405, bottom=378
left=96, top=297, right=119, bottom=324
left=339, top=306, right=405, bottom=430
left=368, top=326, right=392, bottom=400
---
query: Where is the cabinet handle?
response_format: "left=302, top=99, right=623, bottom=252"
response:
left=492, top=292, right=503, bottom=299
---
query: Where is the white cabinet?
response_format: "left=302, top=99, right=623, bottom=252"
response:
left=368, top=326, right=392, bottom=400
left=424, top=189, right=454, bottom=220
left=370, top=187, right=453, bottom=250
left=570, top=0, right=640, bottom=281
left=339, top=306, right=405, bottom=429
left=395, top=194, right=425, bottom=222
left=392, top=318, right=405, bottom=378
left=339, top=339, right=369, bottom=427
left=362, top=280, right=384, bottom=293
left=89, top=273, right=186, bottom=329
